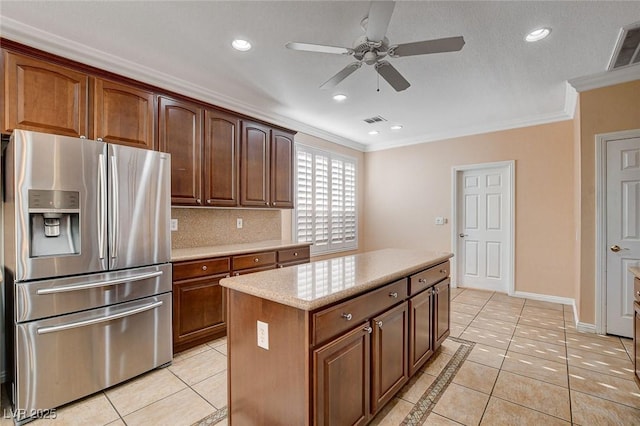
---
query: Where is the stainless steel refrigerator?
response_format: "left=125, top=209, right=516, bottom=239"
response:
left=3, top=130, right=172, bottom=423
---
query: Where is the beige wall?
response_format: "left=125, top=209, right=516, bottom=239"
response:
left=281, top=132, right=366, bottom=260
left=573, top=97, right=582, bottom=318
left=577, top=79, right=640, bottom=324
left=363, top=121, right=576, bottom=298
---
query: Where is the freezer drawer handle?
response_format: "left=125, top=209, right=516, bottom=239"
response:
left=37, top=300, right=164, bottom=335
left=36, top=271, right=164, bottom=295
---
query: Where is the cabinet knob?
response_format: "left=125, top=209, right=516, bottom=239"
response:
left=225, top=274, right=230, bottom=278
left=97, top=138, right=103, bottom=142
left=273, top=202, right=277, bottom=206
left=418, top=278, right=426, bottom=284
left=278, top=264, right=284, bottom=268
left=265, top=202, right=269, bottom=206
left=80, top=135, right=87, bottom=139
left=254, top=258, right=260, bottom=263
left=234, top=272, right=240, bottom=276
left=637, top=290, right=640, bottom=297
left=363, top=326, right=373, bottom=334
left=206, top=199, right=213, bottom=204
left=440, top=269, right=448, bottom=274
left=426, top=288, right=433, bottom=296
left=201, top=265, right=208, bottom=271
left=196, top=199, right=201, bottom=204
left=293, top=252, right=298, bottom=257
left=342, top=313, right=353, bottom=321
left=377, top=321, right=383, bottom=329
left=389, top=292, right=398, bottom=298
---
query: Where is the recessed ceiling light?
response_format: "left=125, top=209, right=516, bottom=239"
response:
left=232, top=39, right=252, bottom=51
left=333, top=94, right=347, bottom=102
left=368, top=130, right=379, bottom=135
left=525, top=28, right=551, bottom=42
left=390, top=125, right=403, bottom=130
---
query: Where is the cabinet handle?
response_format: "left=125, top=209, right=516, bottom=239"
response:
left=418, top=278, right=426, bottom=284
left=342, top=313, right=353, bottom=321
left=363, top=326, right=373, bottom=334
left=201, top=265, right=208, bottom=271
left=389, top=292, right=398, bottom=298
left=440, top=269, right=447, bottom=274
left=254, top=258, right=260, bottom=263
left=377, top=320, right=383, bottom=329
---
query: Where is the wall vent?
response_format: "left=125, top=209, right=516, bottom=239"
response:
left=363, top=115, right=387, bottom=124
left=608, top=22, right=640, bottom=70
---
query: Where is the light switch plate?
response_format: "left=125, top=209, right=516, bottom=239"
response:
left=170, top=219, right=178, bottom=231
left=435, top=216, right=445, bottom=225
left=257, top=320, right=269, bottom=350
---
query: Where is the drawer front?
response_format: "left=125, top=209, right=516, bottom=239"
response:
left=233, top=265, right=277, bottom=276
left=173, top=257, right=230, bottom=281
left=409, top=261, right=450, bottom=295
left=313, top=278, right=408, bottom=346
left=635, top=278, right=640, bottom=303
left=232, top=251, right=276, bottom=271
left=278, top=246, right=310, bottom=264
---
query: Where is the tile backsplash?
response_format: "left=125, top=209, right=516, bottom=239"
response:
left=170, top=208, right=282, bottom=249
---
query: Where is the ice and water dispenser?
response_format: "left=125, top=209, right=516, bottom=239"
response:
left=28, top=189, right=80, bottom=257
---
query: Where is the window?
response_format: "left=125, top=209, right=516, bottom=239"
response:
left=294, top=145, right=357, bottom=255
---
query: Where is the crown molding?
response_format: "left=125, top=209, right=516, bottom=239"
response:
left=563, top=81, right=578, bottom=118
left=0, top=17, right=365, bottom=152
left=569, top=64, right=640, bottom=92
left=365, top=109, right=573, bottom=152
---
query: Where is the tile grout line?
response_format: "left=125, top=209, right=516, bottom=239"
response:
left=564, top=305, right=575, bottom=425
left=101, top=390, right=127, bottom=426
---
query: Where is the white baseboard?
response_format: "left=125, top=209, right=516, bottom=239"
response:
left=576, top=322, right=597, bottom=333
left=460, top=281, right=509, bottom=293
left=511, top=291, right=575, bottom=306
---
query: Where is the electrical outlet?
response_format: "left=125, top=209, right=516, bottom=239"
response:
left=170, top=219, right=178, bottom=231
left=237, top=218, right=243, bottom=229
left=257, top=320, right=269, bottom=350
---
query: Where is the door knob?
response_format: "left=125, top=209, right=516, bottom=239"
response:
left=459, top=233, right=468, bottom=238
left=610, top=245, right=622, bottom=252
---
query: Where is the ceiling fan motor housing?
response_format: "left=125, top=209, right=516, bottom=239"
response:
left=353, top=35, right=389, bottom=63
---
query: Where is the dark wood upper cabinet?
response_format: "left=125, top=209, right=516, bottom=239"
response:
left=3, top=51, right=88, bottom=137
left=204, top=109, right=240, bottom=207
left=93, top=78, right=154, bottom=149
left=240, top=120, right=271, bottom=207
left=270, top=129, right=295, bottom=208
left=158, top=96, right=203, bottom=206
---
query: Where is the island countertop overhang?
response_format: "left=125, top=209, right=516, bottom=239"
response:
left=220, top=248, right=453, bottom=311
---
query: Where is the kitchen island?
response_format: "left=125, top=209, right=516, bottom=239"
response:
left=220, top=248, right=452, bottom=425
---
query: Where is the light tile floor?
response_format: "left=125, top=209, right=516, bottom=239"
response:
left=1, top=288, right=639, bottom=425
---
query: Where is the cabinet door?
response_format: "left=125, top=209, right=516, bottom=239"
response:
left=203, top=109, right=240, bottom=206
left=409, top=288, right=434, bottom=375
left=93, top=78, right=154, bottom=149
left=371, top=302, right=409, bottom=415
left=270, top=129, right=295, bottom=208
left=434, top=279, right=450, bottom=349
left=635, top=303, right=640, bottom=384
left=158, top=96, right=203, bottom=205
left=173, top=274, right=228, bottom=352
left=240, top=121, right=270, bottom=207
left=314, top=324, right=370, bottom=426
left=3, top=51, right=88, bottom=137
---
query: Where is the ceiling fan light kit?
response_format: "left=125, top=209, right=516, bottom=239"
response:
left=525, top=28, right=551, bottom=42
left=231, top=39, right=252, bottom=51
left=285, top=0, right=465, bottom=92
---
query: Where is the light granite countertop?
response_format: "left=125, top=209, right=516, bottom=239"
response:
left=171, top=240, right=311, bottom=262
left=220, top=248, right=453, bottom=311
left=630, top=266, right=640, bottom=279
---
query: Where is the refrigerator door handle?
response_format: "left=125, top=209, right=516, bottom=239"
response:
left=36, top=270, right=164, bottom=295
left=36, top=300, right=164, bottom=335
left=110, top=154, right=119, bottom=261
left=98, top=153, right=107, bottom=263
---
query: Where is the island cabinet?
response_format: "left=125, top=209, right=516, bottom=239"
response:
left=224, top=253, right=451, bottom=426
left=634, top=276, right=640, bottom=386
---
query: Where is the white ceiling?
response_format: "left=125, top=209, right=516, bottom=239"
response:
left=2, top=1, right=640, bottom=151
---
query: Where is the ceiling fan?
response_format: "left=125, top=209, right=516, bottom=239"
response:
left=285, top=1, right=465, bottom=92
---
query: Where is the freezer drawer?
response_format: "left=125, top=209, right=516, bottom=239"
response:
left=15, top=263, right=172, bottom=322
left=13, top=293, right=172, bottom=419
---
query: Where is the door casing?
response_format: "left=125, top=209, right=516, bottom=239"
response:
left=451, top=160, right=515, bottom=294
left=595, top=129, right=640, bottom=335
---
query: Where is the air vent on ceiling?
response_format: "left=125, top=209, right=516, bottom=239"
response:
left=608, top=22, right=640, bottom=70
left=363, top=115, right=387, bottom=124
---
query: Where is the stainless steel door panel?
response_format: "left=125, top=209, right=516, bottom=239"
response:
left=108, top=144, right=171, bottom=270
left=14, top=293, right=172, bottom=419
left=15, top=264, right=172, bottom=322
left=8, top=130, right=107, bottom=281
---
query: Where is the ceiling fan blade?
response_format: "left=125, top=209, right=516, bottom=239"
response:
left=390, top=36, right=465, bottom=57
left=374, top=60, right=410, bottom=92
left=286, top=42, right=353, bottom=55
left=366, top=1, right=395, bottom=42
left=320, top=62, right=362, bottom=89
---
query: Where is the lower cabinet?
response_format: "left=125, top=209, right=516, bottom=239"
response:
left=409, top=287, right=434, bottom=376
left=635, top=302, right=640, bottom=386
left=434, top=279, right=451, bottom=349
left=314, top=324, right=371, bottom=426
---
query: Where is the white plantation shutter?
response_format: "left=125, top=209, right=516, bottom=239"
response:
left=294, top=145, right=358, bottom=255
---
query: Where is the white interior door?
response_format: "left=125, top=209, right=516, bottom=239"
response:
left=606, top=135, right=640, bottom=337
left=456, top=164, right=512, bottom=293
